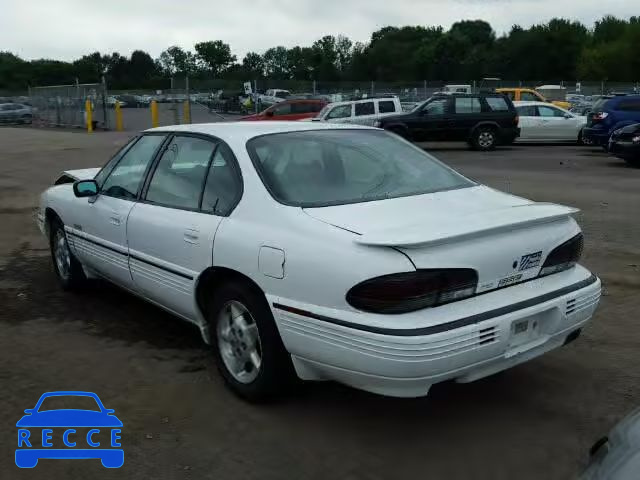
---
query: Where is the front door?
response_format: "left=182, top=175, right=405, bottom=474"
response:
left=407, top=97, right=451, bottom=141
left=127, top=135, right=243, bottom=320
left=67, top=134, right=166, bottom=289
left=537, top=105, right=575, bottom=140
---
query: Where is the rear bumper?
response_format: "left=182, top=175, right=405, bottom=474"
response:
left=273, top=269, right=600, bottom=397
left=583, top=127, right=610, bottom=145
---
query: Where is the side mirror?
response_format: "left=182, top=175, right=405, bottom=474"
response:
left=24, top=409, right=33, bottom=414
left=564, top=114, right=573, bottom=119
left=105, top=409, right=115, bottom=414
left=73, top=179, right=98, bottom=198
left=265, top=110, right=274, bottom=117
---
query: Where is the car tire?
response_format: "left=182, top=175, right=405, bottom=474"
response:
left=208, top=281, right=296, bottom=402
left=471, top=127, right=497, bottom=151
left=49, top=218, right=86, bottom=291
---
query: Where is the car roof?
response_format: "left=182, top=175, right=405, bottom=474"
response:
left=147, top=121, right=376, bottom=141
left=279, top=98, right=326, bottom=104
left=513, top=101, right=557, bottom=106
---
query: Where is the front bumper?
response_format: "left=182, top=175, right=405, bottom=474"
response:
left=608, top=139, right=640, bottom=160
left=273, top=268, right=601, bottom=397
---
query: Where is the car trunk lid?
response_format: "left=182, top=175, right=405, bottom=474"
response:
left=304, top=186, right=579, bottom=293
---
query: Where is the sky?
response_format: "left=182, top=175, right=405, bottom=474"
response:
left=1, top=0, right=636, bottom=61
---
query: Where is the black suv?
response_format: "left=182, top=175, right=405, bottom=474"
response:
left=376, top=93, right=520, bottom=150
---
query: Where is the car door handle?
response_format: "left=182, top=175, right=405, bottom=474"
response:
left=109, top=215, right=121, bottom=226
left=183, top=228, right=199, bottom=245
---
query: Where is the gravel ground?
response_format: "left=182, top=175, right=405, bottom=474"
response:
left=0, top=127, right=638, bottom=480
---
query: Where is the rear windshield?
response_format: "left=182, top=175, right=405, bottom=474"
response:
left=246, top=130, right=474, bottom=207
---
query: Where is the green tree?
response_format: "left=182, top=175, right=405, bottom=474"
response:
left=194, top=40, right=236, bottom=77
left=262, top=46, right=289, bottom=79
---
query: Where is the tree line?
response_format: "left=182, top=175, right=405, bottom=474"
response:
left=0, top=15, right=638, bottom=91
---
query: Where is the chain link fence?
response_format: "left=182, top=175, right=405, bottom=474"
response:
left=30, top=83, right=108, bottom=128
left=14, top=78, right=640, bottom=132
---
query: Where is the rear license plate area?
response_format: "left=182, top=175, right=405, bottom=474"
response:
left=506, top=309, right=555, bottom=355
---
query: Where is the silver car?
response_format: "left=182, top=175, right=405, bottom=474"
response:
left=0, top=103, right=33, bottom=124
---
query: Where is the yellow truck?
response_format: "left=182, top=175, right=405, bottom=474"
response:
left=496, top=87, right=571, bottom=109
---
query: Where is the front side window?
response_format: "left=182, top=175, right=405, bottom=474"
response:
left=538, top=106, right=565, bottom=118
left=618, top=100, right=640, bottom=112
left=422, top=98, right=449, bottom=115
left=326, top=104, right=352, bottom=120
left=516, top=105, right=538, bottom=116
left=95, top=136, right=139, bottom=187
left=247, top=130, right=473, bottom=207
left=145, top=136, right=216, bottom=209
left=454, top=97, right=482, bottom=114
left=101, top=134, right=166, bottom=200
left=355, top=102, right=375, bottom=116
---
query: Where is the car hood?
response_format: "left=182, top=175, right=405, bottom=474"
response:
left=16, top=410, right=123, bottom=427
left=61, top=167, right=101, bottom=180
left=379, top=111, right=415, bottom=123
left=304, top=186, right=579, bottom=292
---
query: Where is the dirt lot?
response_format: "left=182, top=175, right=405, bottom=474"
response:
left=0, top=127, right=639, bottom=480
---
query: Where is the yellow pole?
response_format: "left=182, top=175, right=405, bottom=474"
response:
left=85, top=99, right=93, bottom=133
left=115, top=101, right=123, bottom=131
left=182, top=100, right=191, bottom=124
left=151, top=100, right=159, bottom=128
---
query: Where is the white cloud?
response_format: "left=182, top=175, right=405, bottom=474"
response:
left=1, top=0, right=636, bottom=61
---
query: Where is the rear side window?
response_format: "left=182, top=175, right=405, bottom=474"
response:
left=516, top=105, right=537, bottom=116
left=617, top=99, right=640, bottom=112
left=485, top=97, right=510, bottom=111
left=201, top=143, right=242, bottom=216
left=378, top=101, right=396, bottom=113
left=454, top=97, right=482, bottom=114
left=355, top=102, right=375, bottom=116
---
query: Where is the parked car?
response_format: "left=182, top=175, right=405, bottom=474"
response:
left=496, top=88, right=570, bottom=109
left=580, top=407, right=640, bottom=480
left=514, top=101, right=587, bottom=143
left=607, top=123, right=640, bottom=167
left=0, top=103, right=33, bottom=124
left=312, top=97, right=403, bottom=126
left=115, top=95, right=148, bottom=108
left=37, top=122, right=600, bottom=401
left=258, top=89, right=291, bottom=108
left=440, top=84, right=472, bottom=94
left=377, top=93, right=520, bottom=150
left=583, top=95, right=640, bottom=148
left=106, top=96, right=127, bottom=108
left=239, top=99, right=327, bottom=121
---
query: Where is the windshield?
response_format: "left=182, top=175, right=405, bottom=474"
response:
left=246, top=130, right=474, bottom=207
left=38, top=395, right=101, bottom=412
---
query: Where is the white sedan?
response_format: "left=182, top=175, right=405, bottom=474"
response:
left=514, top=101, right=588, bottom=143
left=37, top=122, right=601, bottom=401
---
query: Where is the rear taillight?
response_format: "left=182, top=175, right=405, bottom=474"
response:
left=539, top=233, right=583, bottom=278
left=592, top=112, right=609, bottom=121
left=346, top=269, right=478, bottom=314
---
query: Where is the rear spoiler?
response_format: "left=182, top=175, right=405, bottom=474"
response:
left=355, top=203, right=578, bottom=248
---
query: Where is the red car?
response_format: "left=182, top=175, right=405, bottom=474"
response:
left=240, top=99, right=327, bottom=121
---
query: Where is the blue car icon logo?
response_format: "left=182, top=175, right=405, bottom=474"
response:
left=16, top=391, right=123, bottom=468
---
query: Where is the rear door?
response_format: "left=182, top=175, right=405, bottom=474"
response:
left=127, top=135, right=242, bottom=320
left=451, top=97, right=483, bottom=140
left=515, top=105, right=541, bottom=140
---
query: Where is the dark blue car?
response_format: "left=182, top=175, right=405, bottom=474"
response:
left=583, top=95, right=640, bottom=148
left=15, top=391, right=123, bottom=468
